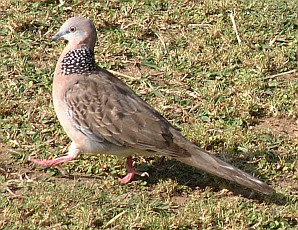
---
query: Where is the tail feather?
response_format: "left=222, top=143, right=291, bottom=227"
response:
left=175, top=139, right=275, bottom=194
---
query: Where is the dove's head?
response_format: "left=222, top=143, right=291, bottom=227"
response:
left=51, top=17, right=97, bottom=50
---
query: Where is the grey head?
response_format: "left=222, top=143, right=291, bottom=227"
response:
left=52, top=17, right=97, bottom=50
left=52, top=17, right=98, bottom=75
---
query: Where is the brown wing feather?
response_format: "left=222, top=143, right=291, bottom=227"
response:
left=64, top=68, right=275, bottom=194
left=65, top=68, right=190, bottom=157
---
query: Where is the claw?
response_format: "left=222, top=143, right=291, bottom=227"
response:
left=119, top=156, right=149, bottom=183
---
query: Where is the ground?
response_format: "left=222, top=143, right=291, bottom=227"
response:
left=0, top=0, right=297, bottom=229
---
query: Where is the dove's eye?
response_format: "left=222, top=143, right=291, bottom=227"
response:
left=70, top=26, right=77, bottom=32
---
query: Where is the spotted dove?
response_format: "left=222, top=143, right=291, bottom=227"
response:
left=30, top=17, right=275, bottom=194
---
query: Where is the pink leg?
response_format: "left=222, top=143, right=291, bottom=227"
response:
left=119, top=156, right=149, bottom=184
left=29, top=155, right=76, bottom=167
left=29, top=142, right=80, bottom=173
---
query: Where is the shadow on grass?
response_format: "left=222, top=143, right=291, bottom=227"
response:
left=133, top=152, right=290, bottom=205
left=147, top=162, right=278, bottom=202
left=60, top=154, right=289, bottom=205
left=25, top=149, right=291, bottom=205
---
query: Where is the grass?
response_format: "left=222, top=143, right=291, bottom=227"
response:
left=0, top=0, right=297, bottom=229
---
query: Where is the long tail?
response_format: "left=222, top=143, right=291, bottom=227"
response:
left=173, top=133, right=275, bottom=194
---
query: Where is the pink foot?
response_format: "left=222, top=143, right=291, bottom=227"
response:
left=29, top=155, right=76, bottom=167
left=119, top=156, right=149, bottom=184
left=29, top=143, right=79, bottom=169
left=29, top=155, right=75, bottom=175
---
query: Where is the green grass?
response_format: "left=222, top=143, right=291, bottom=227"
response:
left=0, top=0, right=297, bottom=229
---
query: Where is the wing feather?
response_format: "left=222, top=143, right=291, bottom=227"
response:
left=64, top=68, right=190, bottom=157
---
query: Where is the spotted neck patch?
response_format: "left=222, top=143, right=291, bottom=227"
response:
left=60, top=47, right=96, bottom=75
